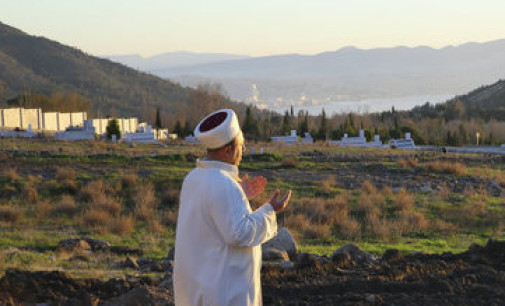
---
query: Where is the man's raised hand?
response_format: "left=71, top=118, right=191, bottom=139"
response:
left=240, top=174, right=267, bottom=200
left=268, top=189, right=292, bottom=213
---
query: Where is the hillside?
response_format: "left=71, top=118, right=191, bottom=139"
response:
left=454, top=79, right=505, bottom=120
left=0, top=21, right=239, bottom=120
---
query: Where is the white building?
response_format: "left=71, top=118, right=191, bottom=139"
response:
left=389, top=132, right=416, bottom=149
left=271, top=130, right=299, bottom=145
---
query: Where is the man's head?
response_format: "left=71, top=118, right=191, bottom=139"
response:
left=194, top=109, right=245, bottom=165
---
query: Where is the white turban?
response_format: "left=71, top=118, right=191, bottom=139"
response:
left=194, top=109, right=241, bottom=149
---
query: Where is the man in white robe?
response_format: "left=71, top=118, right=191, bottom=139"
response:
left=174, top=109, right=292, bottom=306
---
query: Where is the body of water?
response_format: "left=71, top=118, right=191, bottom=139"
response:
left=272, top=94, right=454, bottom=116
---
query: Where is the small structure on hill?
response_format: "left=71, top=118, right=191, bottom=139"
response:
left=302, top=132, right=314, bottom=144
left=271, top=130, right=299, bottom=145
left=389, top=132, right=416, bottom=149
left=0, top=124, right=37, bottom=138
left=329, top=130, right=383, bottom=147
left=122, top=123, right=159, bottom=144
left=54, top=119, right=95, bottom=141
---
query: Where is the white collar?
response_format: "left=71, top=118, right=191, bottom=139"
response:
left=196, top=158, right=240, bottom=181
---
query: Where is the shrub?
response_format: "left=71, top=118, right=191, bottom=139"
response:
left=0, top=205, right=23, bottom=223
left=52, top=195, right=78, bottom=217
left=303, top=223, right=331, bottom=239
left=382, top=186, right=394, bottom=198
left=401, top=212, right=430, bottom=232
left=81, top=209, right=109, bottom=231
left=108, top=215, right=135, bottom=236
left=150, top=219, right=165, bottom=233
left=338, top=218, right=362, bottom=239
left=281, top=157, right=297, bottom=168
left=161, top=188, right=180, bottom=207
left=80, top=180, right=105, bottom=203
left=398, top=157, right=418, bottom=169
left=55, top=167, right=76, bottom=182
left=361, top=180, right=377, bottom=194
left=22, top=185, right=39, bottom=203
left=424, top=161, right=466, bottom=175
left=90, top=196, right=122, bottom=217
left=162, top=209, right=179, bottom=228
left=36, top=200, right=52, bottom=219
left=121, top=173, right=138, bottom=190
left=134, top=182, right=157, bottom=221
left=3, top=168, right=20, bottom=181
left=394, top=188, right=415, bottom=215
left=319, top=175, right=336, bottom=192
left=431, top=219, right=458, bottom=234
left=54, top=167, right=78, bottom=193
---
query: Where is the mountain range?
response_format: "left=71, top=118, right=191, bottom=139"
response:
left=109, top=40, right=505, bottom=108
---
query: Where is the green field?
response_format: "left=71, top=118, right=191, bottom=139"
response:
left=1, top=138, right=505, bottom=278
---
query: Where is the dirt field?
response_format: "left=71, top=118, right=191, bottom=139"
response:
left=2, top=239, right=505, bottom=305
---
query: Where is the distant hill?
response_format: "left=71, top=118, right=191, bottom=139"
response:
left=104, top=52, right=251, bottom=73
left=149, top=40, right=505, bottom=107
left=0, top=21, right=240, bottom=120
left=452, top=79, right=505, bottom=120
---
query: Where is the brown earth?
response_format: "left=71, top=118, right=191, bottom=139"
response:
left=2, top=239, right=505, bottom=305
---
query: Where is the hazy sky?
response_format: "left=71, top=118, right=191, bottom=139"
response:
left=2, top=0, right=505, bottom=57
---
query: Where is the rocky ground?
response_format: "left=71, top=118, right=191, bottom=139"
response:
left=2, top=239, right=505, bottom=305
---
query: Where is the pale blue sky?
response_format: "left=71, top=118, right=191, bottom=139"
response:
left=2, top=0, right=505, bottom=57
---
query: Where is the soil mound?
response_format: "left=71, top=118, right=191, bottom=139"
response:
left=3, top=240, right=505, bottom=305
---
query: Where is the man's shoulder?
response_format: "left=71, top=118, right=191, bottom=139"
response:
left=184, top=167, right=236, bottom=185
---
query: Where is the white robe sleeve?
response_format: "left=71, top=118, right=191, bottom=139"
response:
left=209, top=179, right=277, bottom=247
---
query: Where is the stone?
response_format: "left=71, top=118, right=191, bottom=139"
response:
left=56, top=238, right=91, bottom=253
left=331, top=244, right=376, bottom=265
left=263, top=228, right=298, bottom=260
left=332, top=252, right=352, bottom=266
left=382, top=249, right=404, bottom=262
left=123, top=256, right=139, bottom=269
left=262, top=247, right=290, bottom=261
left=78, top=236, right=110, bottom=251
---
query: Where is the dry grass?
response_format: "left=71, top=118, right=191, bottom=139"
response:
left=3, top=168, right=20, bottom=181
left=436, top=182, right=451, bottom=200
left=394, top=188, right=415, bottom=215
left=52, top=195, right=78, bottom=217
left=89, top=196, right=122, bottom=217
left=361, top=180, right=378, bottom=194
left=108, top=215, right=135, bottom=236
left=397, top=157, right=419, bottom=169
left=382, top=186, right=394, bottom=198
left=303, top=223, right=332, bottom=239
left=431, top=219, right=459, bottom=234
left=55, top=167, right=76, bottom=182
left=162, top=209, right=179, bottom=228
left=80, top=180, right=106, bottom=203
left=424, top=161, right=467, bottom=175
left=0, top=205, right=24, bottom=223
left=281, top=157, right=297, bottom=168
left=149, top=219, right=165, bottom=233
left=36, top=200, right=52, bottom=219
left=121, top=173, right=138, bottom=190
left=162, top=188, right=180, bottom=207
left=81, top=209, right=109, bottom=232
left=134, top=182, right=157, bottom=221
left=400, top=212, right=430, bottom=232
left=319, top=175, right=336, bottom=192
left=337, top=218, right=362, bottom=239
left=22, top=185, right=39, bottom=203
